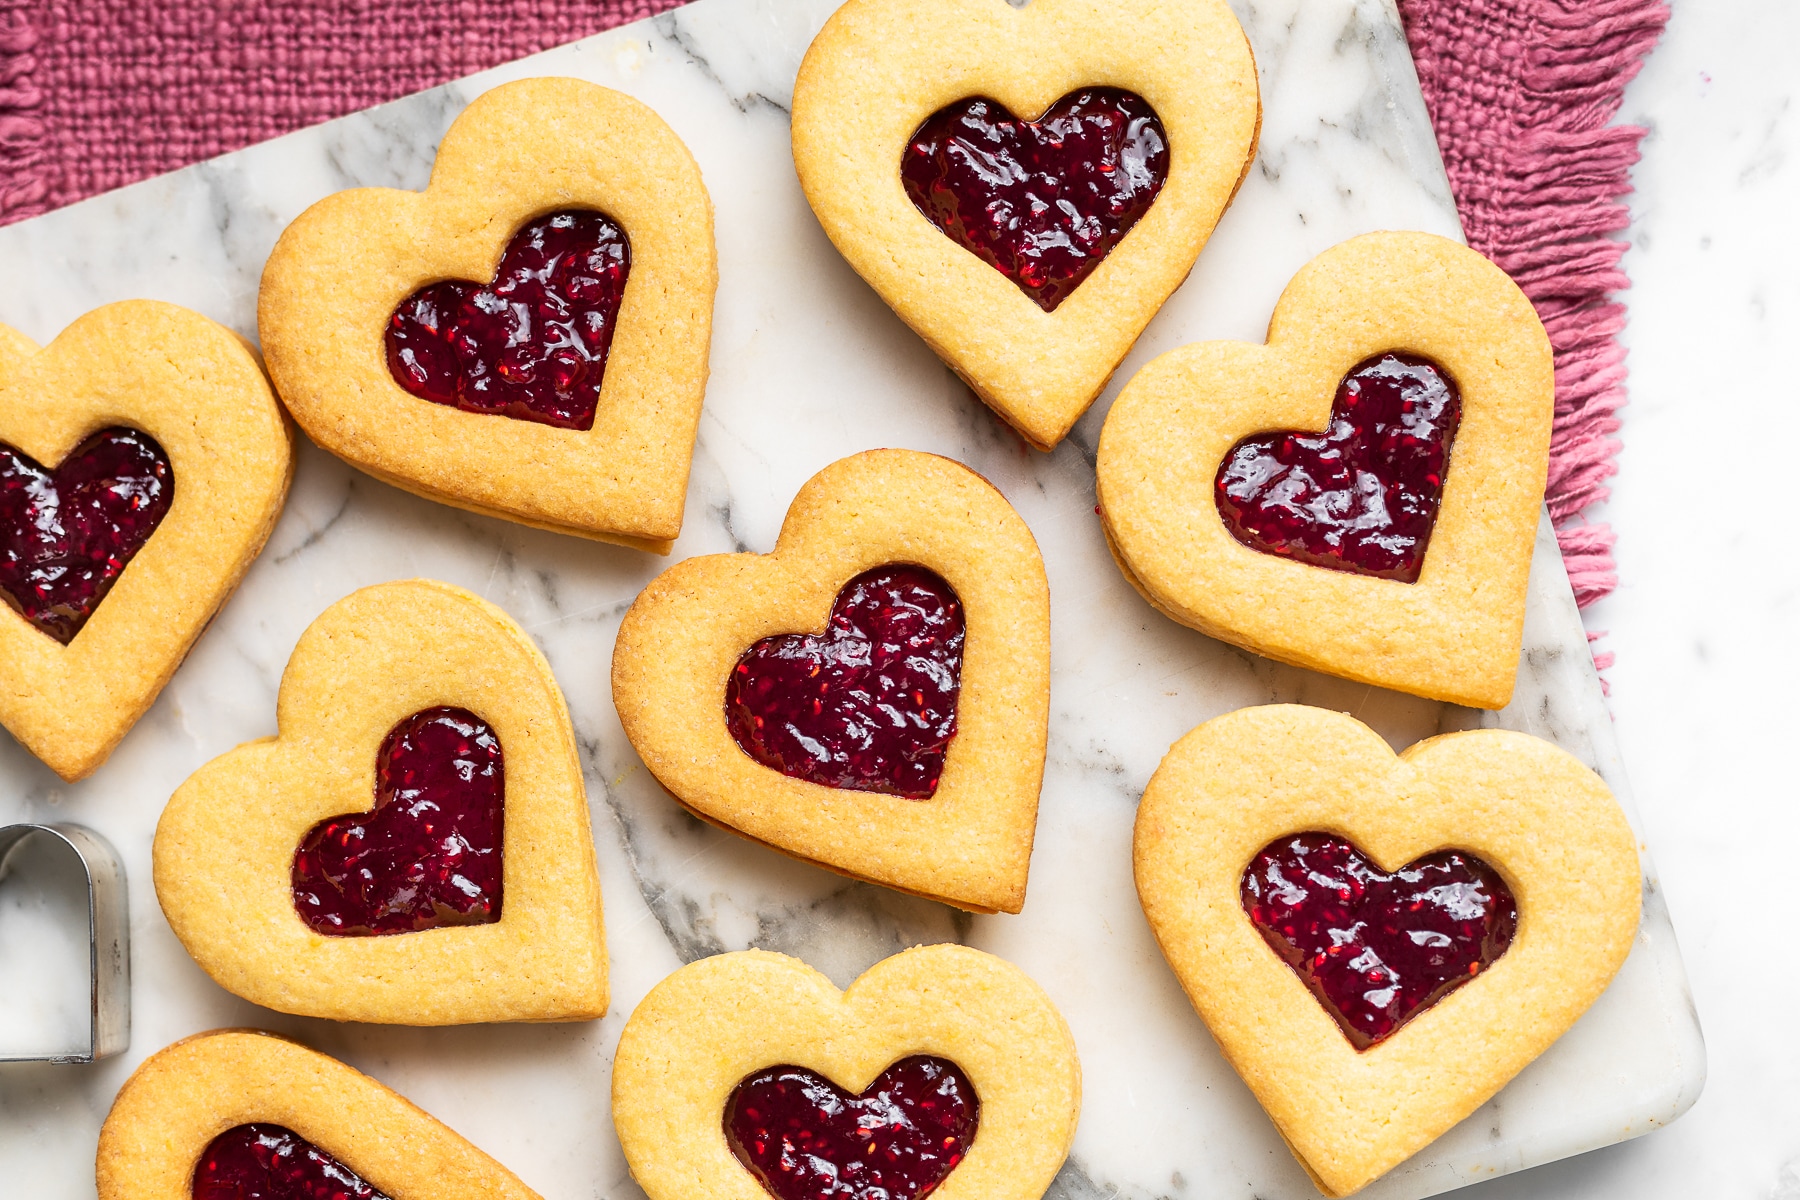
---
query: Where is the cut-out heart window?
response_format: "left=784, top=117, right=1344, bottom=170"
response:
left=291, top=706, right=504, bottom=937
left=1214, top=353, right=1461, bottom=583
left=385, top=209, right=631, bottom=431
left=0, top=427, right=173, bottom=645
left=725, top=565, right=965, bottom=799
left=1240, top=832, right=1516, bottom=1049
left=725, top=1056, right=980, bottom=1200
left=902, top=88, right=1169, bottom=313
left=193, top=1124, right=392, bottom=1200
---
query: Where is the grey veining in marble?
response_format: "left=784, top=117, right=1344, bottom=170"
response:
left=0, top=0, right=1702, bottom=1196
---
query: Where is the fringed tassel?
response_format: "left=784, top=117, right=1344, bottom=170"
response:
left=0, top=0, right=45, bottom=225
left=1587, top=630, right=1615, bottom=695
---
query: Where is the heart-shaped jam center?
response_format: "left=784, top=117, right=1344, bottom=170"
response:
left=1241, top=833, right=1517, bottom=1049
left=725, top=1056, right=979, bottom=1200
left=291, top=707, right=503, bottom=937
left=0, top=426, right=173, bottom=645
left=902, top=88, right=1168, bottom=313
left=193, top=1123, right=392, bottom=1200
left=1215, top=353, right=1461, bottom=583
left=725, top=566, right=964, bottom=800
left=384, top=209, right=630, bottom=430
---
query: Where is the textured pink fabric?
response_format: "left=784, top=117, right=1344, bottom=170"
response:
left=1396, top=0, right=1668, bottom=610
left=3, top=0, right=1664, bottom=614
left=4, top=0, right=682, bottom=221
left=0, top=1, right=45, bottom=221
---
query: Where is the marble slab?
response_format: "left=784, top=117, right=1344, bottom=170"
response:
left=0, top=0, right=1703, bottom=1196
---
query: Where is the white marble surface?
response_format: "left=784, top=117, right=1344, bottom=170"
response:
left=0, top=0, right=1705, bottom=1196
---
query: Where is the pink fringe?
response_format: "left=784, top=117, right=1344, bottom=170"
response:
left=1398, top=0, right=1669, bottom=611
left=0, top=0, right=44, bottom=223
left=1587, top=631, right=1615, bottom=695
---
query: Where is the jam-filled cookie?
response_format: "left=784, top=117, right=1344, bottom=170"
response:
left=613, top=945, right=1080, bottom=1200
left=258, top=76, right=715, bottom=552
left=0, top=301, right=292, bottom=781
left=1134, top=705, right=1640, bottom=1197
left=611, top=449, right=1049, bottom=914
left=153, top=579, right=606, bottom=1024
left=791, top=0, right=1259, bottom=450
left=97, top=1029, right=540, bottom=1200
left=1096, top=231, right=1555, bottom=709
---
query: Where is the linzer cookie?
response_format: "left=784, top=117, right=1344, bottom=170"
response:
left=611, top=449, right=1049, bottom=914
left=153, top=579, right=606, bottom=1024
left=0, top=301, right=292, bottom=781
left=1134, top=705, right=1640, bottom=1197
left=613, top=945, right=1080, bottom=1200
left=790, top=0, right=1259, bottom=449
left=1096, top=232, right=1555, bottom=708
left=258, top=76, right=715, bottom=552
left=97, top=1029, right=540, bottom=1200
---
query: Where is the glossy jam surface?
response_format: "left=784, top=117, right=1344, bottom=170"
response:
left=1215, top=353, right=1461, bottom=583
left=385, top=209, right=630, bottom=430
left=0, top=427, right=173, bottom=645
left=1242, top=833, right=1517, bottom=1049
left=902, top=88, right=1168, bottom=312
left=292, top=707, right=503, bottom=937
left=192, top=1124, right=391, bottom=1200
left=725, top=1057, right=979, bottom=1200
left=726, top=566, right=964, bottom=800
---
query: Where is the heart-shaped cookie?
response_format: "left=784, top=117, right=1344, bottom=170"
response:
left=1096, top=232, right=1555, bottom=709
left=97, top=1029, right=540, bottom=1200
left=1133, top=705, right=1640, bottom=1197
left=1087, top=230, right=1555, bottom=708
left=258, top=76, right=715, bottom=552
left=791, top=0, right=1260, bottom=450
left=153, top=579, right=607, bottom=1024
left=612, top=945, right=1080, bottom=1200
left=611, top=450, right=1050, bottom=914
left=0, top=301, right=293, bottom=781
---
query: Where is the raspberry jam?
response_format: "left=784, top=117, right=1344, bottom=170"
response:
left=385, top=209, right=630, bottom=430
left=1241, top=833, right=1517, bottom=1049
left=192, top=1124, right=391, bottom=1200
left=725, top=566, right=964, bottom=800
left=292, top=707, right=503, bottom=937
left=0, top=427, right=173, bottom=645
left=902, top=88, right=1169, bottom=312
left=725, top=1057, right=979, bottom=1200
left=1215, top=353, right=1461, bottom=583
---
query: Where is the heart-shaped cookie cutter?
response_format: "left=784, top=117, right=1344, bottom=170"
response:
left=0, top=823, right=129, bottom=1062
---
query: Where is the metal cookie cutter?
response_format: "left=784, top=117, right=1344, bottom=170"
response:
left=0, top=823, right=129, bottom=1063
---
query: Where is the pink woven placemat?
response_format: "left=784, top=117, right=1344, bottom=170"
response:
left=0, top=0, right=1664, bottom=619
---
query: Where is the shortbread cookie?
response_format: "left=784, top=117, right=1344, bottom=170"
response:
left=611, top=449, right=1049, bottom=914
left=791, top=0, right=1259, bottom=450
left=258, top=76, right=715, bottom=552
left=1134, top=705, right=1640, bottom=1197
left=97, top=1029, right=539, bottom=1200
left=154, top=579, right=606, bottom=1024
left=1096, top=232, right=1555, bottom=709
left=0, top=301, right=292, bottom=781
left=613, top=945, right=1080, bottom=1200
